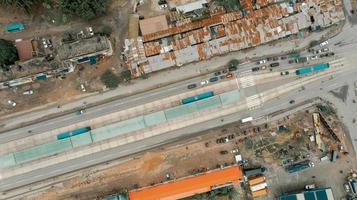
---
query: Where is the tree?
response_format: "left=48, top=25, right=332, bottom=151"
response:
left=0, top=0, right=41, bottom=14
left=60, top=0, right=110, bottom=20
left=101, top=69, right=119, bottom=88
left=121, top=69, right=131, bottom=81
left=101, top=25, right=113, bottom=36
left=0, top=39, right=18, bottom=68
left=228, top=59, right=239, bottom=67
left=215, top=0, right=240, bottom=11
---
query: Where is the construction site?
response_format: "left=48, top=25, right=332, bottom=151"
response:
left=14, top=99, right=356, bottom=200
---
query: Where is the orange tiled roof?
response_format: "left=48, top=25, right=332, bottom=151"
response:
left=129, top=165, right=243, bottom=200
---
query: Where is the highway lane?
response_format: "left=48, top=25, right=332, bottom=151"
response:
left=1, top=21, right=356, bottom=198
left=0, top=61, right=353, bottom=196
left=0, top=57, right=320, bottom=144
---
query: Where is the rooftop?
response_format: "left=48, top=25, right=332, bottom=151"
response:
left=128, top=165, right=243, bottom=200
left=15, top=39, right=34, bottom=61
left=124, top=0, right=345, bottom=77
left=57, top=36, right=111, bottom=61
left=139, top=15, right=169, bottom=36
left=279, top=188, right=335, bottom=200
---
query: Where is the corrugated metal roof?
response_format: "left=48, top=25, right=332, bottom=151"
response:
left=129, top=165, right=243, bottom=200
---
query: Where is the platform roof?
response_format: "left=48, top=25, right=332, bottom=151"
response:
left=129, top=165, right=243, bottom=200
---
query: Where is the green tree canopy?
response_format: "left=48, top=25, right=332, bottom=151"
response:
left=101, top=69, right=119, bottom=88
left=215, top=0, right=240, bottom=11
left=60, top=0, right=110, bottom=20
left=121, top=69, right=131, bottom=81
left=0, top=39, right=18, bottom=67
left=0, top=0, right=41, bottom=13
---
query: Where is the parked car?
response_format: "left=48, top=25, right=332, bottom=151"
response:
left=23, top=90, right=34, bottom=95
left=289, top=100, right=295, bottom=104
left=214, top=71, right=221, bottom=76
left=270, top=62, right=280, bottom=67
left=272, top=57, right=279, bottom=61
left=320, top=40, right=329, bottom=47
left=7, top=100, right=16, bottom=107
left=209, top=77, right=219, bottom=82
left=227, top=134, right=234, bottom=140
left=226, top=72, right=233, bottom=78
left=344, top=183, right=350, bottom=193
left=220, top=150, right=229, bottom=155
left=252, top=67, right=260, bottom=72
left=187, top=84, right=197, bottom=89
left=260, top=65, right=267, bottom=70
left=288, top=60, right=294, bottom=64
left=280, top=56, right=287, bottom=60
left=222, top=69, right=228, bottom=74
left=257, top=59, right=267, bottom=64
left=305, top=184, right=316, bottom=190
left=231, top=148, right=239, bottom=154
left=200, top=80, right=209, bottom=85
left=80, top=84, right=86, bottom=92
left=280, top=71, right=289, bottom=75
left=87, top=27, right=94, bottom=36
left=229, top=66, right=237, bottom=71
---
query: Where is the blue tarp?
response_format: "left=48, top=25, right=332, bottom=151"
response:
left=89, top=56, right=97, bottom=64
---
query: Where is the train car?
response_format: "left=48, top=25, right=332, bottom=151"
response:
left=181, top=91, right=214, bottom=104
left=312, top=63, right=329, bottom=71
left=295, top=67, right=312, bottom=75
left=57, top=127, right=91, bottom=140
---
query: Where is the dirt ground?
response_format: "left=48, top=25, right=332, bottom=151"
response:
left=16, top=103, right=356, bottom=200
left=0, top=0, right=133, bottom=115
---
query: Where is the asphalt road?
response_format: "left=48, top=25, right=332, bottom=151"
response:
left=0, top=57, right=352, bottom=196
left=1, top=15, right=357, bottom=199
left=0, top=56, right=321, bottom=144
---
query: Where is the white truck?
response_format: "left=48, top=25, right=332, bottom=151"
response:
left=241, top=117, right=253, bottom=123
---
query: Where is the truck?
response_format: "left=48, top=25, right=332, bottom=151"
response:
left=241, top=117, right=253, bottom=123
left=250, top=182, right=267, bottom=192
left=331, top=150, right=337, bottom=162
left=252, top=188, right=268, bottom=198
left=181, top=91, right=214, bottom=104
left=57, top=127, right=91, bottom=140
left=248, top=175, right=266, bottom=186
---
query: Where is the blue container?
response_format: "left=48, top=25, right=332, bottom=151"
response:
left=57, top=127, right=91, bottom=140
left=312, top=63, right=329, bottom=71
left=296, top=67, right=312, bottom=75
left=181, top=91, right=214, bottom=104
left=5, top=23, right=24, bottom=32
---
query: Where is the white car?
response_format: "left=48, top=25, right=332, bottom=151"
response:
left=305, top=184, right=316, bottom=190
left=23, top=90, right=34, bottom=95
left=320, top=41, right=329, bottom=47
left=88, top=27, right=94, bottom=36
left=7, top=100, right=16, bottom=107
left=231, top=149, right=239, bottom=154
left=321, top=48, right=329, bottom=52
left=257, top=59, right=267, bottom=64
left=200, top=80, right=209, bottom=85
left=80, top=84, right=86, bottom=92
left=310, top=55, right=318, bottom=60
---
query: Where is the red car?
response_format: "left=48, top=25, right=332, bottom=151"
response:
left=226, top=72, right=233, bottom=78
